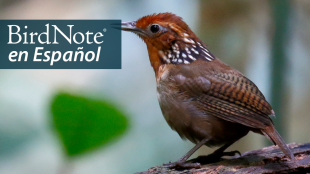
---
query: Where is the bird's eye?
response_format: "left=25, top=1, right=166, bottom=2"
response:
left=150, top=24, right=160, bottom=33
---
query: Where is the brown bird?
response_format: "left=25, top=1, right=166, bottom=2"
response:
left=118, top=13, right=294, bottom=168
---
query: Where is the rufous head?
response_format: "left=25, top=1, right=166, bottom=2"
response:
left=119, top=13, right=215, bottom=75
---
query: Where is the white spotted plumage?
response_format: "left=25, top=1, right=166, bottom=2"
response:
left=191, top=48, right=199, bottom=54
left=158, top=40, right=214, bottom=64
left=183, top=38, right=195, bottom=44
left=188, top=54, right=196, bottom=60
left=185, top=47, right=191, bottom=54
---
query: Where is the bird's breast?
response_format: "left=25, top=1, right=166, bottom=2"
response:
left=156, top=64, right=249, bottom=146
left=156, top=64, right=212, bottom=144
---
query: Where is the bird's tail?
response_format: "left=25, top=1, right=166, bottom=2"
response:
left=262, top=125, right=294, bottom=160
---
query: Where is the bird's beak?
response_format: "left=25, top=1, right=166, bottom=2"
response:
left=112, top=21, right=144, bottom=35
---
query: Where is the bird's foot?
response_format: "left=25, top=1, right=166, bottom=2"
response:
left=163, top=151, right=241, bottom=169
left=188, top=150, right=242, bottom=165
left=163, top=160, right=201, bottom=169
left=218, top=150, right=241, bottom=157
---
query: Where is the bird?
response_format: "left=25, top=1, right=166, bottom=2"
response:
left=117, top=13, right=294, bottom=169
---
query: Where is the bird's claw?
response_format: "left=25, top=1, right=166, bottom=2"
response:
left=220, top=150, right=242, bottom=157
left=187, top=150, right=242, bottom=165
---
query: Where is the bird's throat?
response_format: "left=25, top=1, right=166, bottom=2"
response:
left=146, top=43, right=164, bottom=76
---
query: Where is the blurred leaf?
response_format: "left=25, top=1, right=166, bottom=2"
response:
left=51, top=92, right=128, bottom=157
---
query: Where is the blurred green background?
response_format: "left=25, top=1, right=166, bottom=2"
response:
left=0, top=0, right=310, bottom=174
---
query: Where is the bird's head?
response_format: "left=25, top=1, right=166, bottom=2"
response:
left=119, top=13, right=215, bottom=74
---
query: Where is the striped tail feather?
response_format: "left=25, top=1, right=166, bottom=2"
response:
left=262, top=125, right=294, bottom=160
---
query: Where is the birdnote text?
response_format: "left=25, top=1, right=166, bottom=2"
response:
left=0, top=20, right=121, bottom=69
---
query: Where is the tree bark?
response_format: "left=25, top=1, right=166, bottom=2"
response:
left=135, top=143, right=310, bottom=174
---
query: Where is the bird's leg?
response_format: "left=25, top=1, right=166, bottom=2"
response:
left=191, top=141, right=241, bottom=165
left=163, top=138, right=210, bottom=169
left=211, top=141, right=241, bottom=157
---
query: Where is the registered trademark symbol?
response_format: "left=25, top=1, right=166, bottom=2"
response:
left=103, top=28, right=107, bottom=32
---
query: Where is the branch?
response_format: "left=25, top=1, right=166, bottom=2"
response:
left=136, top=143, right=310, bottom=174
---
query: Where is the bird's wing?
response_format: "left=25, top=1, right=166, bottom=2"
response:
left=172, top=68, right=273, bottom=129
